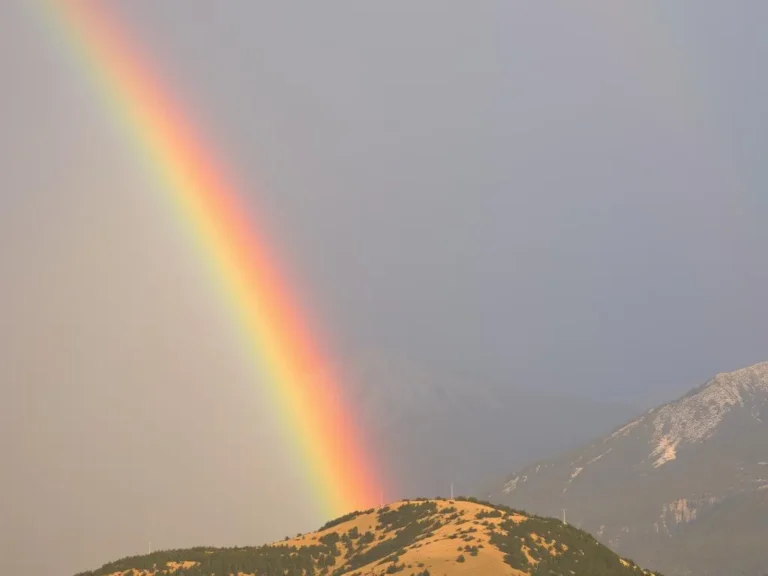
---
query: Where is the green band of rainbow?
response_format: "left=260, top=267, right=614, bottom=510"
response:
left=46, top=0, right=382, bottom=520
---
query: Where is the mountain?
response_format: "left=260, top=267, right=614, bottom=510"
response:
left=344, top=357, right=639, bottom=498
left=489, top=362, right=768, bottom=576
left=73, top=498, right=663, bottom=576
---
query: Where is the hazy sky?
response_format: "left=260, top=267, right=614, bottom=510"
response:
left=1, top=2, right=767, bottom=575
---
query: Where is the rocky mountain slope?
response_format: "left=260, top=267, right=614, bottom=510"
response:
left=490, top=362, right=768, bottom=576
left=345, top=357, right=639, bottom=498
left=73, top=498, right=662, bottom=576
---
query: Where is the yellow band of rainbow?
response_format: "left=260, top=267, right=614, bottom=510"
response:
left=45, top=0, right=383, bottom=520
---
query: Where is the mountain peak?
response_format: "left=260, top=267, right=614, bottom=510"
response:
left=708, top=361, right=768, bottom=393
left=646, top=361, right=768, bottom=467
left=492, top=362, right=768, bottom=576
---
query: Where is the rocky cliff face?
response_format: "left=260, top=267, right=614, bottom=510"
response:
left=490, top=362, right=768, bottom=576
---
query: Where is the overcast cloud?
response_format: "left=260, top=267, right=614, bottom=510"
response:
left=1, top=2, right=766, bottom=575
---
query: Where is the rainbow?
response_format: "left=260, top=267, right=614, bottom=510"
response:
left=45, top=0, right=382, bottom=520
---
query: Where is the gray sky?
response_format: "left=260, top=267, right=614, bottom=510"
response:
left=1, top=2, right=767, bottom=575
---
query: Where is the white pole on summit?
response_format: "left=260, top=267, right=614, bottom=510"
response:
left=450, top=482, right=454, bottom=499
left=562, top=509, right=567, bottom=525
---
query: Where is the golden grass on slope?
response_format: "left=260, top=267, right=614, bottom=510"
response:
left=103, top=562, right=202, bottom=576
left=167, top=562, right=200, bottom=572
left=102, top=569, right=187, bottom=576
left=91, top=498, right=655, bottom=576
left=275, top=499, right=528, bottom=576
left=388, top=516, right=526, bottom=576
left=530, top=532, right=566, bottom=556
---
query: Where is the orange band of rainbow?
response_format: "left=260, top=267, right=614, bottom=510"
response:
left=46, top=0, right=382, bottom=520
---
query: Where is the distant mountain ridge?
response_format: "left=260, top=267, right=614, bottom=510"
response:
left=343, top=357, right=639, bottom=498
left=490, top=362, right=768, bottom=576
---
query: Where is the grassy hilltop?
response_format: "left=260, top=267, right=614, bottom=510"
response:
left=75, top=498, right=663, bottom=576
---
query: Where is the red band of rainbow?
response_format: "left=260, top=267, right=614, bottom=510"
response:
left=46, top=0, right=383, bottom=520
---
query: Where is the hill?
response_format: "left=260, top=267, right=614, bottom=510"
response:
left=489, top=362, right=768, bottom=576
left=73, top=498, right=662, bottom=576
